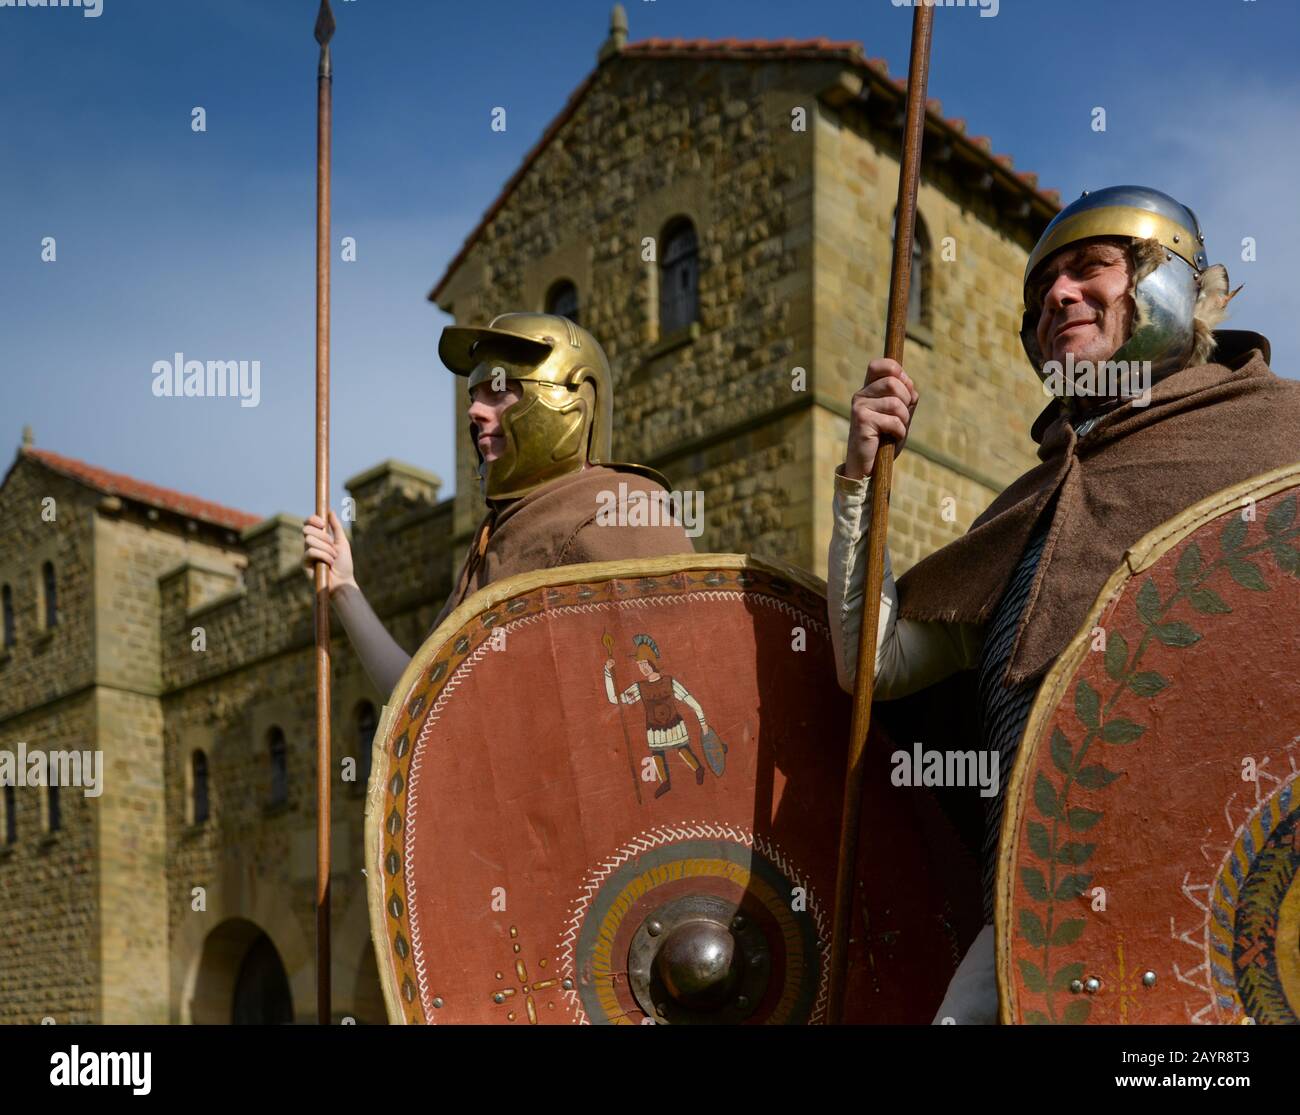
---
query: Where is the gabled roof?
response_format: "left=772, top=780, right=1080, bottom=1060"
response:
left=8, top=446, right=261, bottom=531
left=429, top=35, right=1061, bottom=303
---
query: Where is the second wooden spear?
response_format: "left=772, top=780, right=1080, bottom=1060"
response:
left=826, top=3, right=935, bottom=1023
left=313, top=0, right=336, bottom=1027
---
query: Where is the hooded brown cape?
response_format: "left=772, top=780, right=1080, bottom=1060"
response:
left=895, top=331, right=1300, bottom=687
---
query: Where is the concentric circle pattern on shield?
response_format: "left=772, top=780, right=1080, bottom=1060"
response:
left=367, top=555, right=979, bottom=1024
left=999, top=467, right=1300, bottom=1025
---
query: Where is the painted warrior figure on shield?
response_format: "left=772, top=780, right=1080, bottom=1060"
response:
left=603, top=634, right=721, bottom=798
left=303, top=313, right=695, bottom=696
left=828, top=185, right=1300, bottom=1023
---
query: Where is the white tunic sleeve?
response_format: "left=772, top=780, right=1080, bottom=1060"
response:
left=827, top=465, right=983, bottom=699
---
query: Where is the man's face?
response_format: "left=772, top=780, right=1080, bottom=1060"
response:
left=636, top=658, right=655, bottom=678
left=1030, top=238, right=1135, bottom=367
left=467, top=378, right=523, bottom=463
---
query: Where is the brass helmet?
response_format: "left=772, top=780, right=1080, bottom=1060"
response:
left=438, top=312, right=666, bottom=502
left=1020, top=185, right=1209, bottom=378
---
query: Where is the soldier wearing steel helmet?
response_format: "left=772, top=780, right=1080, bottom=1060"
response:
left=304, top=313, right=694, bottom=697
left=827, top=185, right=1300, bottom=1023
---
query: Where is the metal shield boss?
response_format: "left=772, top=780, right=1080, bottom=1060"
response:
left=365, top=554, right=982, bottom=1024
left=998, top=465, right=1300, bottom=1024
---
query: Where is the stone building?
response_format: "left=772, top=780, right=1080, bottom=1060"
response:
left=0, top=10, right=1057, bottom=1024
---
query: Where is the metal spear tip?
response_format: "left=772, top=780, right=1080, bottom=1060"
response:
left=314, top=0, right=335, bottom=46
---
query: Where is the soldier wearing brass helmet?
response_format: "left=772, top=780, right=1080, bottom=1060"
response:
left=303, top=312, right=694, bottom=696
left=826, top=185, right=1300, bottom=1023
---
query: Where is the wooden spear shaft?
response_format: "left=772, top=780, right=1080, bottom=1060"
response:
left=826, top=4, right=935, bottom=1024
left=313, top=0, right=336, bottom=1027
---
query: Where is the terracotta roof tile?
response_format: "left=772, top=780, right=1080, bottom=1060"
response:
left=19, top=447, right=261, bottom=531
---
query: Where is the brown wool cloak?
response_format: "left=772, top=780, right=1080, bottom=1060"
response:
left=431, top=464, right=696, bottom=632
left=894, top=331, right=1300, bottom=686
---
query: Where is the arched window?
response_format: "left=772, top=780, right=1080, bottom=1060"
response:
left=891, top=209, right=931, bottom=331
left=41, top=562, right=57, bottom=630
left=2, top=783, right=16, bottom=845
left=355, top=701, right=377, bottom=793
left=545, top=279, right=579, bottom=325
left=192, top=750, right=210, bottom=825
left=659, top=217, right=699, bottom=335
left=268, top=727, right=288, bottom=807
left=46, top=784, right=61, bottom=834
left=2, top=584, right=13, bottom=649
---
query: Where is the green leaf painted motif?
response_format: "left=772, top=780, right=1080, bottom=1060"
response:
left=1227, top=557, right=1268, bottom=591
left=1103, top=630, right=1128, bottom=681
left=1055, top=874, right=1092, bottom=900
left=1154, top=621, right=1200, bottom=647
left=1264, top=493, right=1297, bottom=535
left=1027, top=821, right=1051, bottom=859
left=1221, top=515, right=1248, bottom=554
left=1011, top=502, right=1261, bottom=1028
left=1051, top=918, right=1087, bottom=946
left=1075, top=680, right=1101, bottom=730
left=1056, top=840, right=1096, bottom=865
left=1174, top=541, right=1202, bottom=588
left=1101, top=718, right=1145, bottom=744
left=1053, top=962, right=1085, bottom=991
left=1019, top=909, right=1046, bottom=947
left=1068, top=807, right=1103, bottom=831
left=1273, top=543, right=1300, bottom=576
left=1128, top=671, right=1169, bottom=697
left=1189, top=587, right=1231, bottom=614
left=1020, top=867, right=1049, bottom=901
left=1062, top=1000, right=1091, bottom=1024
left=1135, top=579, right=1162, bottom=625
left=1018, top=958, right=1048, bottom=992
left=1034, top=773, right=1060, bottom=820
left=1075, top=763, right=1122, bottom=789
left=1050, top=728, right=1074, bottom=776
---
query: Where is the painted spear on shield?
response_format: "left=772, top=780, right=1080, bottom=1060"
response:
left=312, top=0, right=336, bottom=1026
left=826, top=4, right=935, bottom=1023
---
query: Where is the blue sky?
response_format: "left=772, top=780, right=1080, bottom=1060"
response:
left=1, top=0, right=1296, bottom=522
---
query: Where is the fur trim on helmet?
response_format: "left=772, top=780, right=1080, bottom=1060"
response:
left=1190, top=261, right=1231, bottom=367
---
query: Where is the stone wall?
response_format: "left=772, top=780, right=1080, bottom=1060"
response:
left=0, top=460, right=97, bottom=719
left=436, top=57, right=835, bottom=575
left=0, top=691, right=99, bottom=1024
left=809, top=93, right=1049, bottom=574
left=436, top=51, right=1051, bottom=583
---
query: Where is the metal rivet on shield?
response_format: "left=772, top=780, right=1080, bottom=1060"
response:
left=492, top=993, right=505, bottom=1004
left=562, top=979, right=574, bottom=991
left=731, top=915, right=747, bottom=931
left=647, top=920, right=663, bottom=937
left=1141, top=971, right=1157, bottom=988
left=1069, top=980, right=1084, bottom=994
left=1084, top=977, right=1102, bottom=994
left=432, top=997, right=444, bottom=1009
